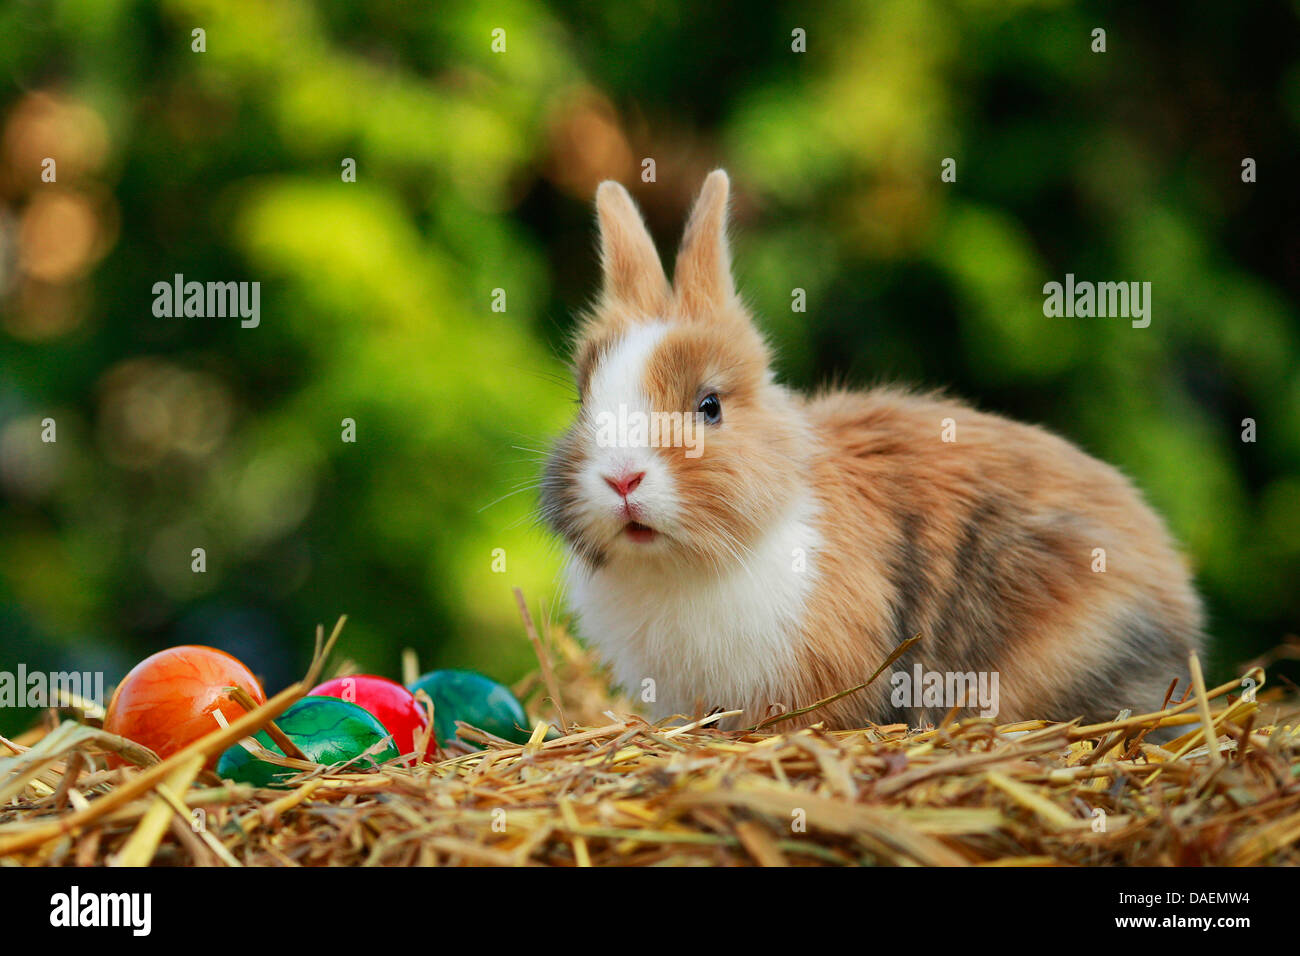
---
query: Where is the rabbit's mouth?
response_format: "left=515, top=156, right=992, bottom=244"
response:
left=624, top=520, right=657, bottom=543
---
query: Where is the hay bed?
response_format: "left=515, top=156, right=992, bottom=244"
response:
left=2, top=609, right=1299, bottom=867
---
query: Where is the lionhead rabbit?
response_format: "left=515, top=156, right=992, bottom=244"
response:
left=542, top=169, right=1203, bottom=733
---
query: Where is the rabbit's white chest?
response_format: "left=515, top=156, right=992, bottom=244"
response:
left=566, top=494, right=821, bottom=721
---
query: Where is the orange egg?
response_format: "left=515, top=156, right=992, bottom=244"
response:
left=103, top=645, right=265, bottom=768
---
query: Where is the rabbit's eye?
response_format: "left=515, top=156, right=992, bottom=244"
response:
left=698, top=393, right=722, bottom=425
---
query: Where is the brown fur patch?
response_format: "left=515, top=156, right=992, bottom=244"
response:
left=784, top=387, right=1203, bottom=729
left=638, top=320, right=807, bottom=565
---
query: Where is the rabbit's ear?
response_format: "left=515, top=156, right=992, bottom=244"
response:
left=595, top=181, right=670, bottom=314
left=672, top=170, right=735, bottom=315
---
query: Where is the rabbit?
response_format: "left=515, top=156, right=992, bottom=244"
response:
left=541, top=169, right=1204, bottom=735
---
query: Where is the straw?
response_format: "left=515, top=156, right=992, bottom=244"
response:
left=2, top=610, right=1298, bottom=866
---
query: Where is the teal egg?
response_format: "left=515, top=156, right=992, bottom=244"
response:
left=408, top=670, right=532, bottom=746
left=216, top=696, right=400, bottom=788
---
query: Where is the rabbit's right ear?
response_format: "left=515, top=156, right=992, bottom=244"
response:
left=595, top=181, right=670, bottom=315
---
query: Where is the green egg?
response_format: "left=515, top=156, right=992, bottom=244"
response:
left=408, top=669, right=532, bottom=746
left=216, top=696, right=400, bottom=788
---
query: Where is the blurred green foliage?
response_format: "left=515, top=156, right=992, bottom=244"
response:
left=0, top=0, right=1297, bottom=733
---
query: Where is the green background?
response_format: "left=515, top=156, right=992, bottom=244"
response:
left=1, top=0, right=1297, bottom=732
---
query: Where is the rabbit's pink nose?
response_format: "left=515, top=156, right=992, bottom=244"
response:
left=604, top=471, right=645, bottom=498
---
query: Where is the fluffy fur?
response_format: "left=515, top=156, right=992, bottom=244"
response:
left=541, top=170, right=1204, bottom=732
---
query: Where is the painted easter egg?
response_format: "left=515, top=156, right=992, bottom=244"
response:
left=215, top=696, right=400, bottom=788
left=408, top=669, right=531, bottom=746
left=103, top=645, right=265, bottom=768
left=307, top=674, right=434, bottom=760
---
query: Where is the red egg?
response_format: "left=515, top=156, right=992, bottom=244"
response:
left=103, top=645, right=266, bottom=768
left=307, top=674, right=435, bottom=761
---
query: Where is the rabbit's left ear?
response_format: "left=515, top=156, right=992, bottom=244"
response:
left=672, top=170, right=735, bottom=315
left=595, top=181, right=670, bottom=315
